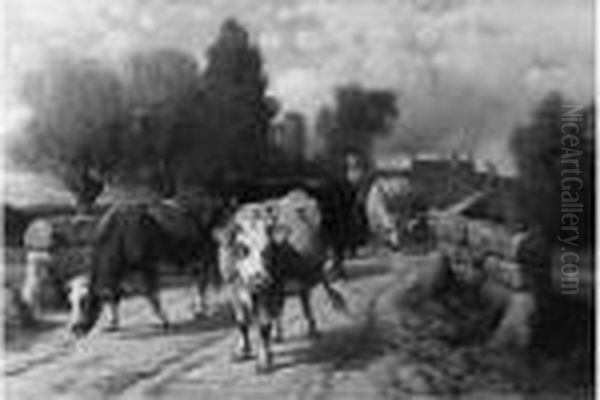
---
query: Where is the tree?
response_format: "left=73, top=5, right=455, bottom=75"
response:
left=199, top=19, right=278, bottom=179
left=11, top=20, right=280, bottom=203
left=13, top=55, right=126, bottom=212
left=117, top=48, right=203, bottom=196
left=317, top=84, right=398, bottom=176
left=510, top=92, right=594, bottom=247
left=315, top=106, right=337, bottom=154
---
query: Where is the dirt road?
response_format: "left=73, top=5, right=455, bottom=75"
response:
left=5, top=253, right=592, bottom=400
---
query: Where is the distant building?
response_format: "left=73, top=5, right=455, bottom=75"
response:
left=269, top=112, right=307, bottom=162
left=374, top=154, right=412, bottom=172
left=374, top=152, right=484, bottom=209
left=375, top=151, right=518, bottom=210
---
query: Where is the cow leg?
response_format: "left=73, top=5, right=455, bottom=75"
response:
left=256, top=322, right=273, bottom=373
left=255, top=296, right=278, bottom=373
left=231, top=297, right=253, bottom=362
left=299, top=289, right=319, bottom=339
left=141, top=270, right=169, bottom=329
left=232, top=323, right=253, bottom=362
left=196, top=267, right=210, bottom=317
left=272, top=292, right=285, bottom=343
left=273, top=315, right=284, bottom=343
left=101, top=289, right=121, bottom=332
left=147, top=292, right=169, bottom=329
left=188, top=263, right=209, bottom=318
left=106, top=299, right=120, bottom=332
left=331, top=249, right=348, bottom=281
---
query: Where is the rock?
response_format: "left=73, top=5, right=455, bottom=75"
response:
left=22, top=216, right=97, bottom=310
left=24, top=215, right=98, bottom=250
left=467, top=220, right=514, bottom=260
left=489, top=291, right=536, bottom=348
left=479, top=276, right=511, bottom=312
left=500, top=260, right=527, bottom=290
left=395, top=365, right=433, bottom=394
left=401, top=251, right=454, bottom=300
left=442, top=353, right=471, bottom=381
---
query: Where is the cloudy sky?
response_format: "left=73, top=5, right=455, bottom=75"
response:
left=3, top=0, right=594, bottom=173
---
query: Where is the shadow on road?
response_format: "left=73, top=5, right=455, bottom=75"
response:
left=342, top=259, right=390, bottom=282
left=270, top=314, right=387, bottom=374
left=114, top=310, right=235, bottom=341
left=266, top=257, right=395, bottom=374
left=5, top=319, right=64, bottom=352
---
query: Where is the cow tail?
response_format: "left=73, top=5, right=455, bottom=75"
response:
left=321, top=278, right=347, bottom=313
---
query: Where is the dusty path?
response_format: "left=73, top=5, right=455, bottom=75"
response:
left=5, top=255, right=402, bottom=400
left=5, top=254, right=592, bottom=399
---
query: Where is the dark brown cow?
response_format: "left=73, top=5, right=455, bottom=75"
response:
left=67, top=192, right=229, bottom=337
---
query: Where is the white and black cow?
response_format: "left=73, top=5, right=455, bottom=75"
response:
left=214, top=190, right=347, bottom=373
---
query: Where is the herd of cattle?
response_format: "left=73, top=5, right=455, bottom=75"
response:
left=17, top=175, right=427, bottom=373
left=16, top=168, right=564, bottom=370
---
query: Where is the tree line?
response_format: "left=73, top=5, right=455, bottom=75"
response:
left=510, top=92, right=594, bottom=249
left=11, top=18, right=399, bottom=212
left=11, top=16, right=594, bottom=250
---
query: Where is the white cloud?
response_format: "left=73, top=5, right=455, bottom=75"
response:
left=271, top=68, right=331, bottom=114
left=1, top=0, right=594, bottom=171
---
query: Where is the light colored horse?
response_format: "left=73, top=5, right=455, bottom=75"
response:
left=364, top=175, right=414, bottom=250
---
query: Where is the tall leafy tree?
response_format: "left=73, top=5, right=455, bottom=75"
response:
left=118, top=48, right=202, bottom=196
left=200, top=19, right=278, bottom=179
left=510, top=91, right=594, bottom=247
left=317, top=84, right=398, bottom=176
left=13, top=55, right=126, bottom=212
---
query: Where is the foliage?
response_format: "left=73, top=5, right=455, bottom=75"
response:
left=316, top=84, right=398, bottom=174
left=509, top=92, right=594, bottom=246
left=117, top=48, right=203, bottom=195
left=12, top=19, right=281, bottom=203
left=196, top=18, right=279, bottom=181
left=14, top=56, right=126, bottom=211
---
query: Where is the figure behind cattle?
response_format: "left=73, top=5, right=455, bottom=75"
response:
left=215, top=190, right=346, bottom=373
left=364, top=174, right=420, bottom=250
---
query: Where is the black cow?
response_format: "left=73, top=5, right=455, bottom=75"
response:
left=67, top=192, right=229, bottom=336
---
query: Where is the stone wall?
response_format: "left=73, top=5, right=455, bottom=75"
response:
left=21, top=215, right=98, bottom=311
left=429, top=210, right=545, bottom=348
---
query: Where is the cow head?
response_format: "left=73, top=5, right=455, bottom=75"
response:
left=66, top=275, right=102, bottom=337
left=215, top=204, right=292, bottom=292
